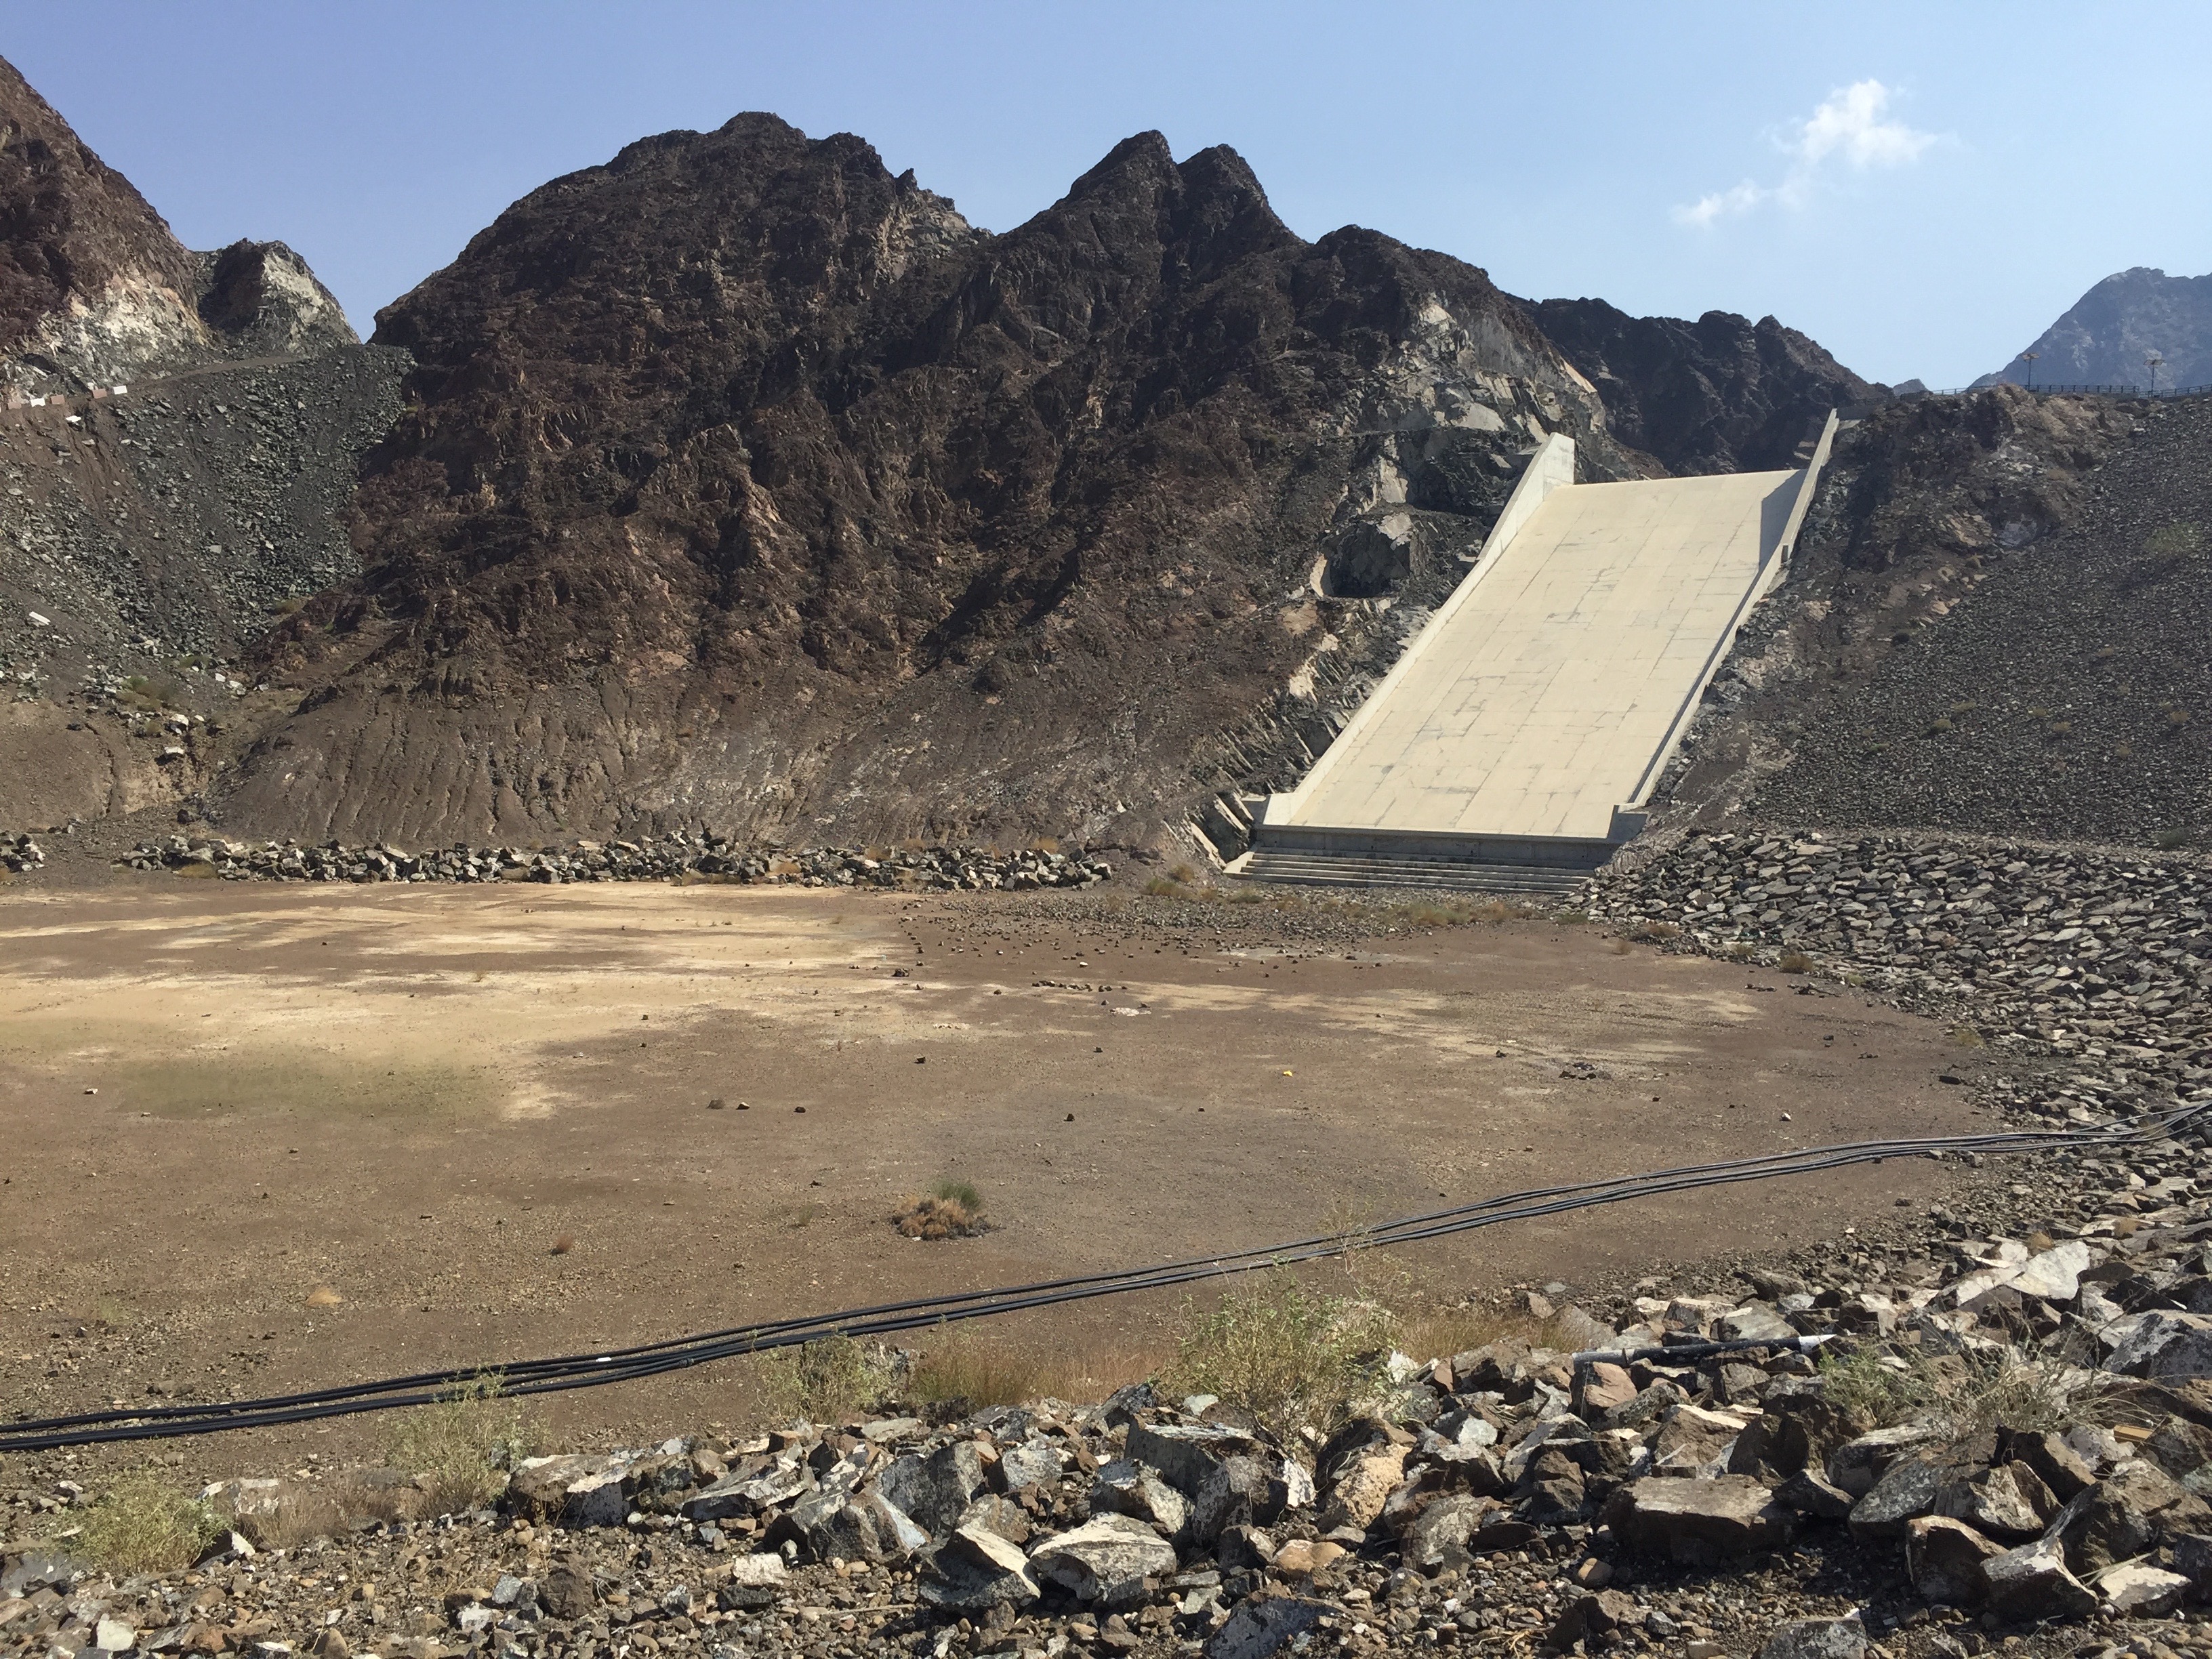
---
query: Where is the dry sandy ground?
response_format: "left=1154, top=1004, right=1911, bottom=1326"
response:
left=0, top=878, right=1990, bottom=1480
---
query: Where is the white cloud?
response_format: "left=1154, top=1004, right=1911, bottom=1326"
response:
left=1677, top=80, right=1937, bottom=228
left=1795, top=81, right=1937, bottom=170
left=1674, top=180, right=1767, bottom=228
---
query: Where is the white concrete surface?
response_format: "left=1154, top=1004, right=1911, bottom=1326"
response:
left=1267, top=453, right=1817, bottom=845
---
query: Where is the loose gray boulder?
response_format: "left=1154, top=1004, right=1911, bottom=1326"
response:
left=871, top=1441, right=985, bottom=1538
left=918, top=1523, right=1040, bottom=1610
left=1905, top=1516, right=2001, bottom=1607
left=1601, top=1476, right=1795, bottom=1565
left=1982, top=1536, right=2097, bottom=1623
left=1029, top=1513, right=1177, bottom=1605
left=2105, top=1312, right=2212, bottom=1381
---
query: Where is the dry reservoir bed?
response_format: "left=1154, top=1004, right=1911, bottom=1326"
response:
left=0, top=880, right=1985, bottom=1475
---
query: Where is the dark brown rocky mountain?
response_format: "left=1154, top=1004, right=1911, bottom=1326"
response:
left=222, top=117, right=1646, bottom=846
left=1525, top=298, right=1883, bottom=475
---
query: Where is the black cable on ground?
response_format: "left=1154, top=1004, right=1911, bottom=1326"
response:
left=3, top=1105, right=2196, bottom=1452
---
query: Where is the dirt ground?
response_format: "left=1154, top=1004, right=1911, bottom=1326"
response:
left=0, top=877, right=1992, bottom=1483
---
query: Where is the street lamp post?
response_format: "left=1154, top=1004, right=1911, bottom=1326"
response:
left=2146, top=352, right=2165, bottom=394
left=2020, top=350, right=2039, bottom=391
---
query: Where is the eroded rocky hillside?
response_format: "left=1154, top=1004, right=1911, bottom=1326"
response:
left=1524, top=298, right=1885, bottom=475
left=207, top=117, right=1653, bottom=848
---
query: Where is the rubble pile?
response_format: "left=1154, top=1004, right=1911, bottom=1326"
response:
left=1, top=831, right=42, bottom=872
left=19, top=1131, right=2212, bottom=1657
left=1591, top=831, right=2212, bottom=1099
left=114, top=835, right=1111, bottom=892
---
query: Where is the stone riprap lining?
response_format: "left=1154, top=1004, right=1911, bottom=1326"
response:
left=1590, top=830, right=2212, bottom=1109
left=16, top=1133, right=2212, bottom=1658
left=115, top=835, right=1110, bottom=891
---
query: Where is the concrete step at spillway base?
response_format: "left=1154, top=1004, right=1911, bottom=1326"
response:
left=1239, top=851, right=1593, bottom=896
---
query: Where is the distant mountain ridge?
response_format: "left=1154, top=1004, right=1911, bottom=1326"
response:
left=1976, top=266, right=2212, bottom=392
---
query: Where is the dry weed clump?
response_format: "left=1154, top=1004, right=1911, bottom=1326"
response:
left=69, top=1469, right=221, bottom=1576
left=384, top=1375, right=538, bottom=1513
left=1164, top=1273, right=1394, bottom=1443
left=1817, top=1343, right=2105, bottom=1443
left=759, top=1334, right=893, bottom=1425
left=893, top=1179, right=989, bottom=1240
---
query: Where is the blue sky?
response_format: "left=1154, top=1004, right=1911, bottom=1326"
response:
left=8, top=1, right=2209, bottom=388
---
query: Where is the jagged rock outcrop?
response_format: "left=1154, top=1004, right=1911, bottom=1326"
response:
left=0, top=55, right=359, bottom=396
left=0, top=56, right=208, bottom=395
left=1524, top=298, right=1883, bottom=475
left=1976, top=267, right=2212, bottom=392
left=222, top=115, right=1639, bottom=846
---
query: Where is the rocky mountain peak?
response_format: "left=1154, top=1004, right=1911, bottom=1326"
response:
left=1977, top=264, right=2212, bottom=391
left=197, top=239, right=356, bottom=356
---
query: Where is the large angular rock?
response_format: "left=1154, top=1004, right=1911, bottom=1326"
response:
left=1193, top=1454, right=1292, bottom=1544
left=798, top=1490, right=928, bottom=1563
left=994, top=1439, right=1067, bottom=1493
left=2009, top=1240, right=2092, bottom=1302
left=680, top=1456, right=811, bottom=1521
left=2102, top=1563, right=2190, bottom=1617
left=1089, top=1458, right=1191, bottom=1541
left=869, top=1441, right=985, bottom=1538
left=1774, top=1468, right=1854, bottom=1521
left=1400, top=1494, right=1492, bottom=1575
left=1982, top=1536, right=2096, bottom=1623
left=1124, top=1421, right=1256, bottom=1497
left=1826, top=1422, right=1940, bottom=1496
left=1933, top=1463, right=2054, bottom=1541
left=1757, top=1616, right=1866, bottom=1659
left=1847, top=1455, right=1947, bottom=1542
left=2106, top=1312, right=2212, bottom=1381
left=1028, top=1514, right=1176, bottom=1605
left=1600, top=1477, right=1795, bottom=1566
left=2047, top=1462, right=2212, bottom=1572
left=1996, top=1429, right=2094, bottom=1502
left=1905, top=1517, right=2001, bottom=1607
left=1321, top=1445, right=1407, bottom=1532
left=507, top=1454, right=634, bottom=1527
left=1650, top=1404, right=1750, bottom=1475
left=1719, top=1305, right=1801, bottom=1345
left=918, top=1523, right=1039, bottom=1611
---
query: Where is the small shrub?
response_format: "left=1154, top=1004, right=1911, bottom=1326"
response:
left=2155, top=827, right=2192, bottom=851
left=2145, top=521, right=2204, bottom=559
left=1924, top=718, right=1954, bottom=736
left=1168, top=864, right=1195, bottom=884
left=2046, top=720, right=2072, bottom=737
left=759, top=1334, right=886, bottom=1425
left=1143, top=876, right=1189, bottom=899
left=1950, top=1023, right=1986, bottom=1048
left=70, top=1469, right=220, bottom=1576
left=2169, top=708, right=2192, bottom=729
left=1626, top=919, right=1683, bottom=943
left=1029, top=836, right=1061, bottom=855
left=384, top=1374, right=537, bottom=1514
left=1778, top=951, right=1814, bottom=974
left=895, top=1179, right=988, bottom=1240
left=1164, top=1273, right=1395, bottom=1442
left=1818, top=1346, right=1936, bottom=1429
